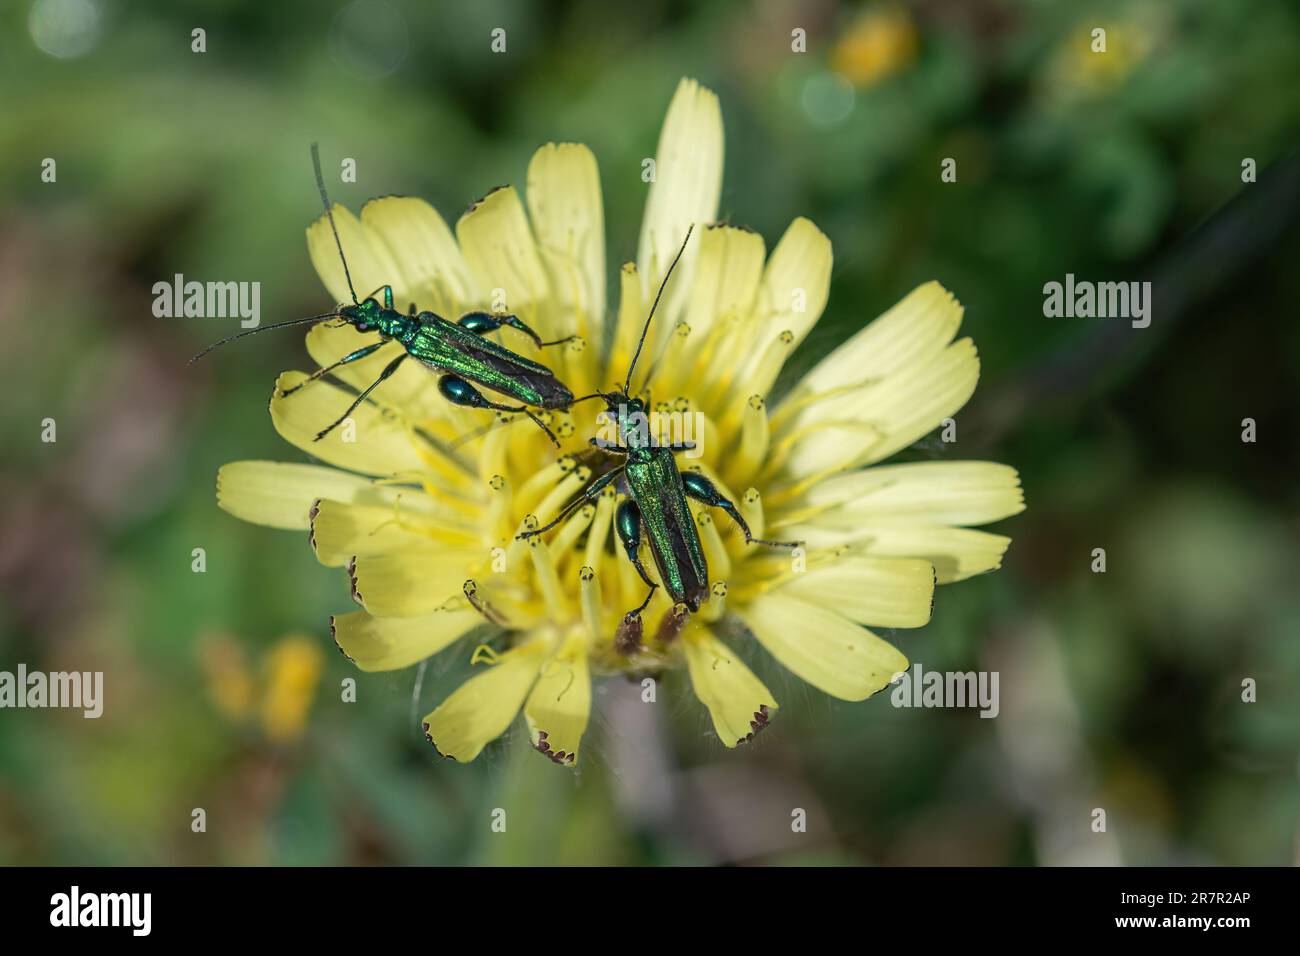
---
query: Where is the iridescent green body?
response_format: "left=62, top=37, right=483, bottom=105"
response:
left=620, top=431, right=709, bottom=610
left=190, top=146, right=576, bottom=445
left=516, top=223, right=798, bottom=643
left=351, top=294, right=573, bottom=409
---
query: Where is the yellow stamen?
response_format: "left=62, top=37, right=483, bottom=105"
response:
left=768, top=380, right=872, bottom=432
left=699, top=581, right=728, bottom=623
left=485, top=474, right=512, bottom=542
left=516, top=454, right=578, bottom=517
left=470, top=644, right=503, bottom=667
left=528, top=534, right=568, bottom=621
left=551, top=502, right=596, bottom=556
left=720, top=330, right=792, bottom=434
left=478, top=413, right=512, bottom=481
left=740, top=486, right=766, bottom=546
left=579, top=565, right=605, bottom=644
left=761, top=421, right=883, bottom=496
left=728, top=394, right=769, bottom=487
left=696, top=510, right=732, bottom=581
left=411, top=427, right=480, bottom=491
left=584, top=486, right=617, bottom=572
left=698, top=314, right=743, bottom=408
left=766, top=477, right=899, bottom=531
left=649, top=321, right=693, bottom=398
left=533, top=465, right=592, bottom=528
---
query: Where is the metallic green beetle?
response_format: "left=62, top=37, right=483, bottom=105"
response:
left=519, top=226, right=799, bottom=646
left=191, top=145, right=577, bottom=444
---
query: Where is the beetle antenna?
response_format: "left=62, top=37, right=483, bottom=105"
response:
left=565, top=391, right=611, bottom=407
left=624, top=224, right=693, bottom=395
left=525, top=410, right=562, bottom=448
left=189, top=311, right=341, bottom=364
left=311, top=143, right=359, bottom=305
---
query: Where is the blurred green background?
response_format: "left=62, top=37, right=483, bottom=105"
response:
left=2, top=0, right=1298, bottom=865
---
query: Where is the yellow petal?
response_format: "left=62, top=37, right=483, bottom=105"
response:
left=332, top=608, right=480, bottom=672
left=269, top=371, right=430, bottom=477
left=422, top=643, right=547, bottom=763
left=299, top=327, right=483, bottom=491
left=781, top=521, right=1012, bottom=584
left=306, top=203, right=404, bottom=306
left=779, top=337, right=980, bottom=476
left=871, top=524, right=1012, bottom=584
left=309, top=497, right=474, bottom=567
left=523, top=635, right=591, bottom=766
left=749, top=217, right=832, bottom=356
left=682, top=627, right=779, bottom=747
left=784, top=280, right=962, bottom=403
left=637, top=78, right=723, bottom=347
left=607, top=261, right=643, bottom=385
left=526, top=143, right=606, bottom=340
left=348, top=543, right=484, bottom=617
left=303, top=323, right=454, bottom=425
left=456, top=186, right=553, bottom=333
left=360, top=196, right=475, bottom=317
left=216, top=460, right=377, bottom=530
left=798, top=461, right=1025, bottom=526
left=684, top=223, right=765, bottom=340
left=736, top=592, right=907, bottom=701
left=778, top=556, right=934, bottom=628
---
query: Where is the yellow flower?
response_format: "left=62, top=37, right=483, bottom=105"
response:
left=829, top=4, right=918, bottom=88
left=216, top=78, right=1024, bottom=766
left=261, top=635, right=325, bottom=743
left=1046, top=21, right=1155, bottom=99
left=200, top=633, right=324, bottom=743
left=200, top=635, right=256, bottom=722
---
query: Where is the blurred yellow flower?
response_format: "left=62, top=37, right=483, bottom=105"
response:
left=1048, top=22, right=1154, bottom=97
left=200, top=634, right=324, bottom=743
left=830, top=5, right=918, bottom=88
left=216, top=78, right=1023, bottom=766
left=200, top=635, right=255, bottom=722
left=261, top=635, right=325, bottom=743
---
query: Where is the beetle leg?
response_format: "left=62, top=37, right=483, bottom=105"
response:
left=680, top=471, right=801, bottom=549
left=463, top=579, right=508, bottom=628
left=455, top=311, right=504, bottom=335
left=314, top=352, right=408, bottom=441
left=589, top=436, right=631, bottom=455
left=279, top=340, right=387, bottom=397
left=458, top=311, right=539, bottom=346
left=457, top=310, right=577, bottom=349
left=517, top=467, right=622, bottom=540
left=612, top=500, right=658, bottom=654
left=358, top=285, right=395, bottom=310
left=615, top=500, right=659, bottom=602
left=436, top=374, right=560, bottom=447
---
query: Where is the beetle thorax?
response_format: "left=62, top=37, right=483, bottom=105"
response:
left=344, top=299, right=411, bottom=339
left=612, top=397, right=654, bottom=452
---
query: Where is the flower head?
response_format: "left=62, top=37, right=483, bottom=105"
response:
left=200, top=633, right=324, bottom=743
left=216, top=78, right=1023, bottom=765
